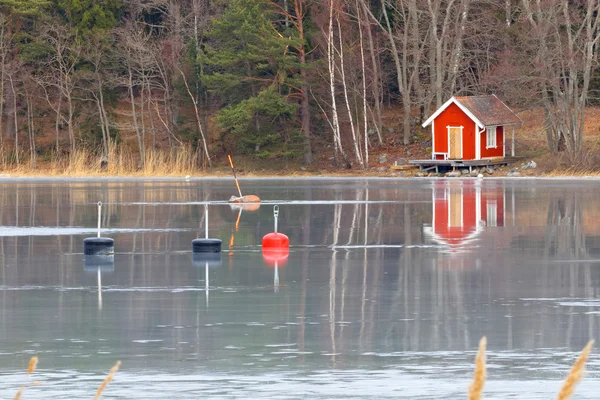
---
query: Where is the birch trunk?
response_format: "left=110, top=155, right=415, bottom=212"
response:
left=327, top=0, right=346, bottom=165
left=357, top=0, right=369, bottom=167
left=177, top=66, right=212, bottom=168
left=336, top=17, right=363, bottom=168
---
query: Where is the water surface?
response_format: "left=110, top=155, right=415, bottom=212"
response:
left=1, top=178, right=599, bottom=398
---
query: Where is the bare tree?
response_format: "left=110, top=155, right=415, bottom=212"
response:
left=176, top=64, right=212, bottom=167
left=325, top=0, right=349, bottom=166
left=371, top=0, right=428, bottom=145
left=336, top=14, right=364, bottom=168
left=522, top=0, right=600, bottom=156
left=38, top=19, right=82, bottom=155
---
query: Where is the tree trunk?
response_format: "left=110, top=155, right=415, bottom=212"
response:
left=327, top=0, right=346, bottom=165
left=291, top=0, right=312, bottom=165
left=128, top=62, right=144, bottom=167
left=336, top=17, right=363, bottom=168
left=26, top=96, right=35, bottom=169
left=362, top=0, right=383, bottom=144
left=8, top=73, right=17, bottom=164
left=357, top=0, right=369, bottom=167
left=55, top=95, right=61, bottom=154
left=66, top=88, right=75, bottom=155
left=177, top=66, right=212, bottom=168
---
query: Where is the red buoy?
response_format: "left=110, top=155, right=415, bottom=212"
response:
left=262, top=232, right=289, bottom=249
left=262, top=205, right=289, bottom=268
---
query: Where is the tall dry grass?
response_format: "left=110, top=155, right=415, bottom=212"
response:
left=0, top=144, right=210, bottom=177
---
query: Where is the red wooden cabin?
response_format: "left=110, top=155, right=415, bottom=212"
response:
left=422, top=95, right=521, bottom=161
left=424, top=181, right=505, bottom=254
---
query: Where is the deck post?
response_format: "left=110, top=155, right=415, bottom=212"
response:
left=511, top=125, right=515, bottom=157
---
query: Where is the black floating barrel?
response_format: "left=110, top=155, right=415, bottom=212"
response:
left=192, top=238, right=222, bottom=253
left=84, top=237, right=115, bottom=256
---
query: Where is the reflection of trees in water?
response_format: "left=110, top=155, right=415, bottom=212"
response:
left=542, top=193, right=596, bottom=347
left=544, top=193, right=587, bottom=259
left=325, top=189, right=598, bottom=355
left=4, top=182, right=600, bottom=360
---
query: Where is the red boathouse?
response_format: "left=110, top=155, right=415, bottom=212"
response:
left=422, top=95, right=521, bottom=161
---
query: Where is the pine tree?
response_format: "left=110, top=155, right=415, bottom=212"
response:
left=201, top=0, right=304, bottom=158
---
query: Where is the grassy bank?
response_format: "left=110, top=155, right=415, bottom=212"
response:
left=2, top=106, right=600, bottom=178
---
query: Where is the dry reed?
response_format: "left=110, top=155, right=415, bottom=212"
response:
left=94, top=360, right=121, bottom=400
left=0, top=144, right=208, bottom=177
left=27, top=357, right=38, bottom=375
left=556, top=340, right=594, bottom=400
left=468, top=336, right=487, bottom=400
left=13, top=356, right=39, bottom=400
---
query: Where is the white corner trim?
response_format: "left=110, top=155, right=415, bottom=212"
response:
left=476, top=123, right=484, bottom=160
left=431, top=120, right=436, bottom=159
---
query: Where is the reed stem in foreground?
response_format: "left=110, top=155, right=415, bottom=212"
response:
left=557, top=340, right=594, bottom=400
left=14, top=356, right=39, bottom=400
left=468, top=336, right=487, bottom=400
left=94, top=360, right=121, bottom=400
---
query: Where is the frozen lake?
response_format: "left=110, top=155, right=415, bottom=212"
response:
left=0, top=178, right=599, bottom=398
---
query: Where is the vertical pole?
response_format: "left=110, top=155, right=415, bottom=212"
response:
left=204, top=203, right=209, bottom=239
left=511, top=125, right=515, bottom=157
left=97, top=201, right=102, bottom=238
left=205, top=262, right=209, bottom=305
left=274, top=205, right=279, bottom=233
left=274, top=261, right=279, bottom=292
left=98, top=267, right=102, bottom=310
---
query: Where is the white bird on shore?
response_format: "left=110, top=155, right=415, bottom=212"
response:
left=185, top=175, right=191, bottom=181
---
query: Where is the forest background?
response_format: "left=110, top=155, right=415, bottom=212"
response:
left=0, top=0, right=599, bottom=176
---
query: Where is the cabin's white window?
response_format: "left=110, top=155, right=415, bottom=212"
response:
left=487, top=201, right=497, bottom=227
left=486, top=127, right=497, bottom=148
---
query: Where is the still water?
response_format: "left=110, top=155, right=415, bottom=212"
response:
left=0, top=178, right=600, bottom=399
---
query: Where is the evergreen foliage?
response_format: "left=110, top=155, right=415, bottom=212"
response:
left=0, top=0, right=50, bottom=15
left=56, top=0, right=122, bottom=35
left=201, top=0, right=303, bottom=158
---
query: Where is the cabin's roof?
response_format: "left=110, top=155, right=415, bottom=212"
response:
left=422, top=94, right=522, bottom=128
left=455, top=95, right=522, bottom=126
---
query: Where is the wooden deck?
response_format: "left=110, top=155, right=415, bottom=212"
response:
left=408, top=157, right=523, bottom=172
